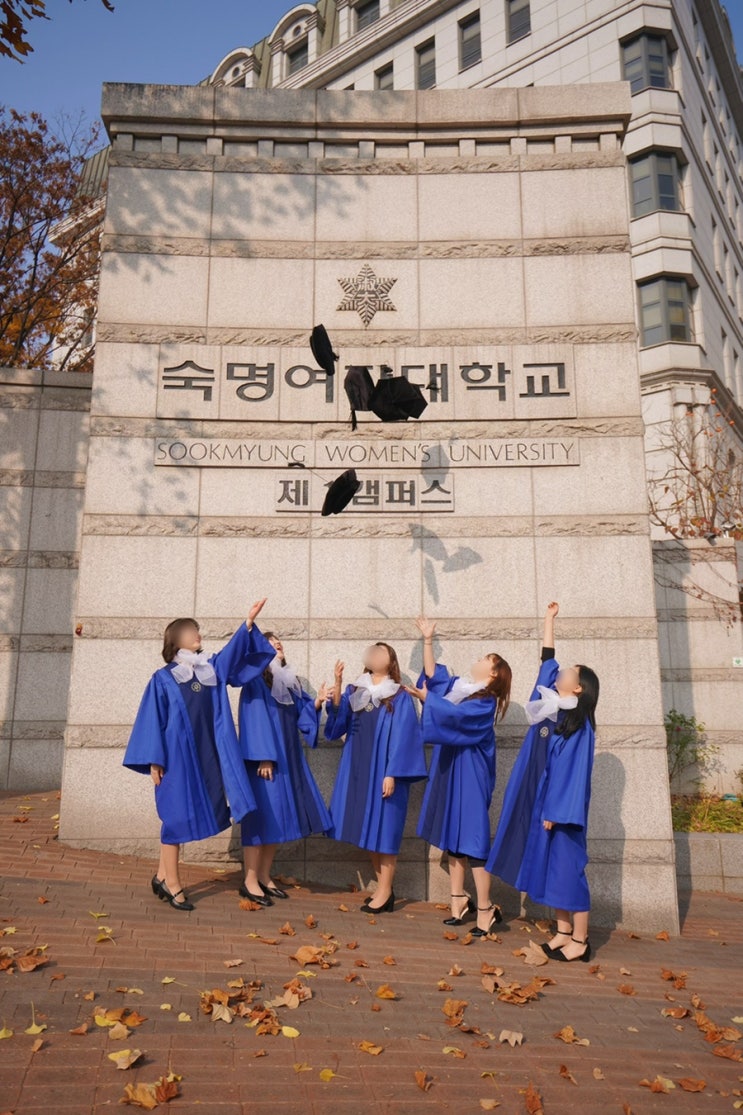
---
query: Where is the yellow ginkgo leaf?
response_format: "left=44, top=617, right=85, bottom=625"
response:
left=281, top=1026, right=300, bottom=1038
left=25, top=1022, right=46, bottom=1036
left=319, top=1068, right=336, bottom=1082
left=160, top=1004, right=172, bottom=1011
left=177, top=1012, right=191, bottom=1023
left=161, top=977, right=176, bottom=985
left=0, top=1023, right=13, bottom=1039
left=295, top=970, right=317, bottom=979
left=88, top=911, right=109, bottom=919
left=293, top=1062, right=312, bottom=1073
left=107, top=1047, right=143, bottom=1070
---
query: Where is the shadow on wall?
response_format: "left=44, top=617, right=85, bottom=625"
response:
left=587, top=750, right=626, bottom=930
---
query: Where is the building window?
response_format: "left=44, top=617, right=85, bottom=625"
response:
left=375, top=62, right=394, bottom=90
left=355, top=0, right=380, bottom=32
left=629, top=151, right=681, bottom=216
left=638, top=277, right=692, bottom=346
left=507, top=0, right=530, bottom=44
left=287, top=39, right=308, bottom=75
left=416, top=38, right=436, bottom=89
left=459, top=12, right=482, bottom=70
left=622, top=33, right=670, bottom=94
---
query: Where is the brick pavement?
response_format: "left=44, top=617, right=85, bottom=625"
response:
left=0, top=790, right=741, bottom=1115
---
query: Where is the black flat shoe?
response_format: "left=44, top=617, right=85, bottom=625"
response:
left=151, top=875, right=165, bottom=899
left=160, top=883, right=194, bottom=911
left=443, top=894, right=475, bottom=926
left=260, top=881, right=288, bottom=900
left=540, top=932, right=572, bottom=959
left=554, top=937, right=592, bottom=963
left=239, top=884, right=273, bottom=907
left=361, top=890, right=395, bottom=914
left=470, top=904, right=502, bottom=937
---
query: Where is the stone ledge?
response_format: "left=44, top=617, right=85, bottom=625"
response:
left=674, top=831, right=743, bottom=895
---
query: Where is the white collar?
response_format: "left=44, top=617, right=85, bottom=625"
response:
left=349, top=673, right=399, bottom=711
left=444, top=675, right=484, bottom=704
left=171, top=649, right=217, bottom=686
left=524, top=685, right=577, bottom=725
left=268, top=655, right=302, bottom=705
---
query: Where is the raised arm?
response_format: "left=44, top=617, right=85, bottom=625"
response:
left=416, top=616, right=437, bottom=679
left=542, top=601, right=559, bottom=655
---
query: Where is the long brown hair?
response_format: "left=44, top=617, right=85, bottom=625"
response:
left=466, top=653, right=512, bottom=722
left=360, top=641, right=401, bottom=711
left=262, top=631, right=283, bottom=688
left=162, top=618, right=199, bottom=664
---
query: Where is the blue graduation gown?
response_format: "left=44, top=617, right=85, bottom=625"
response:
left=123, top=623, right=275, bottom=844
left=325, top=686, right=427, bottom=855
left=416, top=665, right=497, bottom=860
left=237, top=676, right=332, bottom=845
left=486, top=658, right=595, bottom=911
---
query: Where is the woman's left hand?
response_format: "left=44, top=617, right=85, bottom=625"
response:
left=258, top=761, right=274, bottom=781
left=542, top=819, right=554, bottom=830
left=247, top=598, right=268, bottom=629
left=315, top=681, right=331, bottom=709
left=382, top=776, right=395, bottom=798
left=403, top=682, right=428, bottom=703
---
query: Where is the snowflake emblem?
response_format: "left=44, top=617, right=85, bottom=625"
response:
left=337, top=263, right=397, bottom=327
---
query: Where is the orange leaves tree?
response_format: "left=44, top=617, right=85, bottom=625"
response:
left=1, top=1, right=113, bottom=63
left=0, top=106, right=103, bottom=372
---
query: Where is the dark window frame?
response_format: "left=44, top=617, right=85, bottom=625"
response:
left=286, top=38, right=309, bottom=75
left=416, top=37, right=436, bottom=90
left=507, top=0, right=530, bottom=45
left=355, top=0, right=380, bottom=33
left=621, top=32, right=671, bottom=94
left=629, top=150, right=682, bottom=217
left=638, top=276, right=692, bottom=346
left=375, top=61, right=394, bottom=90
left=459, top=11, right=482, bottom=71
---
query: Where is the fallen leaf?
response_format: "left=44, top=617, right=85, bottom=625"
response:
left=253, top=1049, right=267, bottom=1058
left=524, top=1082, right=544, bottom=1114
left=37, top=896, right=49, bottom=905
left=559, top=1064, right=577, bottom=1085
left=279, top=922, right=296, bottom=937
left=655, top=930, right=670, bottom=941
left=499, top=1030, right=523, bottom=1047
left=592, top=1067, right=604, bottom=1080
left=442, top=998, right=468, bottom=1021
left=713, top=1044, right=743, bottom=1061
left=358, top=1039, right=384, bottom=1055
left=281, top=1025, right=300, bottom=1038
left=375, top=984, right=399, bottom=1000
left=337, top=903, right=349, bottom=912
left=69, top=1022, right=89, bottom=1036
left=619, top=967, right=632, bottom=976
left=661, top=1005, right=689, bottom=1019
left=161, top=977, right=175, bottom=985
left=96, top=927, right=116, bottom=944
left=88, top=911, right=109, bottom=919
left=677, top=1078, right=706, bottom=1092
left=291, top=945, right=324, bottom=966
left=415, top=1070, right=433, bottom=1092
left=223, top=959, right=243, bottom=968
left=108, top=1048, right=144, bottom=1071
left=442, top=931, right=458, bottom=941
left=382, top=955, right=396, bottom=966
left=442, top=1045, right=466, bottom=1058
left=480, top=1101, right=500, bottom=1110
left=31, top=1037, right=44, bottom=1053
left=639, top=1075, right=675, bottom=1093
left=617, top=984, right=636, bottom=996
left=24, top=1003, right=46, bottom=1036
left=293, top=1062, right=312, bottom=1073
left=0, top=1023, right=13, bottom=1039
left=553, top=1025, right=589, bottom=1046
left=108, top=1022, right=131, bottom=1040
left=319, top=1068, right=336, bottom=1082
left=516, top=941, right=549, bottom=967
left=177, top=1013, right=191, bottom=1023
left=304, top=915, right=317, bottom=929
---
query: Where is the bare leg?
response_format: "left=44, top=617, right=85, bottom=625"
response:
left=160, top=843, right=188, bottom=905
left=558, top=909, right=590, bottom=960
left=243, top=844, right=262, bottom=894
left=369, top=851, right=382, bottom=892
left=258, top=843, right=279, bottom=889
left=368, top=854, right=396, bottom=907
left=547, top=906, right=574, bottom=950
left=447, top=855, right=469, bottom=919
left=471, top=865, right=496, bottom=931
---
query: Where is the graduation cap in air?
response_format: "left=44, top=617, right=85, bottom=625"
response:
left=343, top=365, right=375, bottom=431
left=370, top=375, right=427, bottom=422
left=321, top=468, right=362, bottom=516
left=310, top=324, right=338, bottom=376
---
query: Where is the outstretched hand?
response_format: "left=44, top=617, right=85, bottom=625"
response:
left=546, top=601, right=559, bottom=618
left=415, top=615, right=436, bottom=641
left=404, top=681, right=428, bottom=703
left=247, top=598, right=268, bottom=628
left=315, top=681, right=332, bottom=709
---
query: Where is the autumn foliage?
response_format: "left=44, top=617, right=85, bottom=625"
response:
left=0, top=106, right=103, bottom=371
left=0, top=0, right=113, bottom=63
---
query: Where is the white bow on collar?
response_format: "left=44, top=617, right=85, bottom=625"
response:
left=171, top=650, right=217, bottom=686
left=524, top=685, right=577, bottom=725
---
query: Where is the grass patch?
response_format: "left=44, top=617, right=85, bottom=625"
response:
left=671, top=795, right=743, bottom=833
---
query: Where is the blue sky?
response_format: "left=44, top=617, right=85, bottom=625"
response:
left=1, top=0, right=742, bottom=133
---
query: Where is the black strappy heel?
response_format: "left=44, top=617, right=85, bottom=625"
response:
left=554, top=937, right=592, bottom=963
left=151, top=875, right=165, bottom=899
left=443, top=894, right=475, bottom=925
left=160, top=882, right=194, bottom=911
left=470, top=904, right=503, bottom=937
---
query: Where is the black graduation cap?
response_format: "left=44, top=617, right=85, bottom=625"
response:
left=321, top=469, right=362, bottom=516
left=343, top=365, right=375, bottom=431
left=310, top=324, right=338, bottom=376
left=369, top=376, right=427, bottom=422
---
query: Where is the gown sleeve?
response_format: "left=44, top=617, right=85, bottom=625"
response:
left=296, top=689, right=321, bottom=748
left=385, top=691, right=427, bottom=780
left=323, top=687, right=354, bottom=740
left=529, top=657, right=560, bottom=701
left=212, top=622, right=275, bottom=687
left=421, top=690, right=496, bottom=748
left=540, top=723, right=595, bottom=828
left=239, top=677, right=282, bottom=763
left=123, top=673, right=169, bottom=774
left=417, top=662, right=453, bottom=694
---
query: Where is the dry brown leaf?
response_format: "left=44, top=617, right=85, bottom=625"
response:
left=441, top=998, right=467, bottom=1022
left=442, top=931, right=458, bottom=941
left=479, top=1101, right=500, bottom=1111
left=346, top=940, right=358, bottom=950
left=713, top=1044, right=743, bottom=1061
left=375, top=984, right=398, bottom=1000
left=414, top=1070, right=433, bottom=1092
left=437, top=980, right=453, bottom=992
left=524, top=1082, right=544, bottom=1114
left=639, top=1075, right=675, bottom=1093
left=559, top=1064, right=577, bottom=1085
left=554, top=1025, right=590, bottom=1046
left=239, top=898, right=262, bottom=911
left=617, top=984, right=636, bottom=996
left=304, top=914, right=317, bottom=929
left=108, top=1048, right=144, bottom=1070
left=516, top=941, right=549, bottom=967
left=442, top=1045, right=466, bottom=1058
left=498, top=1029, right=523, bottom=1047
left=358, top=1039, right=384, bottom=1055
left=592, top=1067, right=604, bottom=1080
left=69, top=1022, right=89, bottom=1036
left=382, top=955, right=396, bottom=966
left=291, top=945, right=324, bottom=966
left=449, top=964, right=464, bottom=977
left=108, top=1022, right=131, bottom=1040
left=678, top=1078, right=706, bottom=1092
left=31, top=1038, right=44, bottom=1053
left=655, top=930, right=670, bottom=941
left=661, top=1006, right=689, bottom=1019
left=353, top=957, right=368, bottom=968
left=223, top=959, right=243, bottom=968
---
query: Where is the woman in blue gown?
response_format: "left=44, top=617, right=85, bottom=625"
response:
left=405, top=617, right=511, bottom=937
left=236, top=632, right=332, bottom=906
left=325, top=642, right=427, bottom=914
left=123, top=599, right=274, bottom=910
left=486, top=602, right=599, bottom=961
